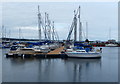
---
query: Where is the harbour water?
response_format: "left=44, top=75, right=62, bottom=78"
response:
left=2, top=47, right=118, bottom=82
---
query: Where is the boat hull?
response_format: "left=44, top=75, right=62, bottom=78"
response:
left=65, top=52, right=101, bottom=58
left=105, top=44, right=118, bottom=47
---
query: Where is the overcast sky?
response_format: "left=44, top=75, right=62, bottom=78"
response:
left=1, top=2, right=118, bottom=41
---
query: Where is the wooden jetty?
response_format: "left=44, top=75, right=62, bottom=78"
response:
left=46, top=46, right=65, bottom=58
left=6, top=46, right=67, bottom=58
left=47, top=46, right=64, bottom=55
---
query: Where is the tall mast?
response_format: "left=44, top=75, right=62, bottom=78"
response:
left=19, top=28, right=21, bottom=43
left=52, top=21, right=55, bottom=41
left=109, top=27, right=111, bottom=40
left=78, top=6, right=82, bottom=41
left=44, top=12, right=47, bottom=40
left=5, top=26, right=6, bottom=39
left=38, top=5, right=41, bottom=42
left=86, top=22, right=88, bottom=39
left=2, top=25, right=4, bottom=38
left=80, top=22, right=82, bottom=40
left=9, top=29, right=11, bottom=42
left=74, top=10, right=77, bottom=42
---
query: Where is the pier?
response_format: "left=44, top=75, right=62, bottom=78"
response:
left=47, top=46, right=65, bottom=58
left=6, top=46, right=67, bottom=58
left=47, top=46, right=64, bottom=55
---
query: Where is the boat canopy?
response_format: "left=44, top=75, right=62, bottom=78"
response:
left=74, top=42, right=92, bottom=47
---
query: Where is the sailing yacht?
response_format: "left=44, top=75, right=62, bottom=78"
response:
left=105, top=28, right=118, bottom=47
left=64, top=42, right=102, bottom=58
left=64, top=6, right=102, bottom=58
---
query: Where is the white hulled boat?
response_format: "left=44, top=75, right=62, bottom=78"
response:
left=65, top=47, right=102, bottom=58
left=105, top=43, right=118, bottom=47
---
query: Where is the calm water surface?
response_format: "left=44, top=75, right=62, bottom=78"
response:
left=2, top=47, right=118, bottom=82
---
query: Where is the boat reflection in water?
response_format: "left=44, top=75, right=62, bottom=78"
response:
left=64, top=58, right=102, bottom=82
left=3, top=56, right=102, bottom=82
left=3, top=47, right=118, bottom=82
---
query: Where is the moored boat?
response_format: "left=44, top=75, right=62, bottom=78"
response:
left=65, top=49, right=101, bottom=58
left=105, top=43, right=118, bottom=47
left=64, top=42, right=102, bottom=59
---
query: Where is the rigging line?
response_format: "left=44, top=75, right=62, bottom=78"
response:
left=42, top=23, right=47, bottom=40
left=52, top=21, right=58, bottom=41
left=52, top=21, right=54, bottom=41
left=47, top=16, right=56, bottom=40
left=40, top=15, right=47, bottom=40
left=82, top=24, right=86, bottom=40
left=52, top=24, right=59, bottom=41
left=67, top=23, right=74, bottom=40
left=55, top=32, right=59, bottom=41
left=41, top=18, right=45, bottom=30
left=54, top=32, right=57, bottom=41
left=67, top=18, right=75, bottom=40
left=47, top=14, right=52, bottom=40
left=55, top=30, right=59, bottom=41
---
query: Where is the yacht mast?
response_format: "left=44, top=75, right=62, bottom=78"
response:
left=19, top=28, right=21, bottom=43
left=9, top=29, right=11, bottom=42
left=74, top=10, right=77, bottom=42
left=78, top=6, right=82, bottom=41
left=38, top=5, right=42, bottom=42
left=109, top=27, right=111, bottom=40
left=2, top=25, right=4, bottom=38
left=52, top=21, right=55, bottom=41
left=45, top=12, right=47, bottom=40
left=86, top=22, right=88, bottom=39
